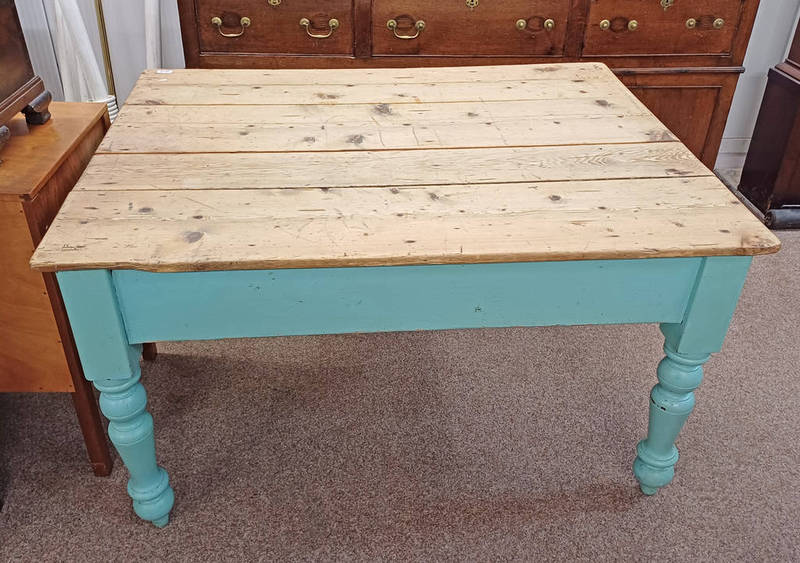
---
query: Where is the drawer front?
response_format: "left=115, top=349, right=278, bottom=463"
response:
left=583, top=0, right=743, bottom=56
left=195, top=0, right=354, bottom=55
left=372, top=0, right=571, bottom=56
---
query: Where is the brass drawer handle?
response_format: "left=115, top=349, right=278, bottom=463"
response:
left=211, top=16, right=250, bottom=37
left=267, top=0, right=281, bottom=5
left=599, top=19, right=637, bottom=31
left=299, top=17, right=339, bottom=39
left=660, top=0, right=674, bottom=9
left=387, top=18, right=425, bottom=40
left=686, top=17, right=725, bottom=30
left=516, top=18, right=556, bottom=31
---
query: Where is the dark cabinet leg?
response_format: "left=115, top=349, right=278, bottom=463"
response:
left=70, top=379, right=113, bottom=476
left=142, top=342, right=158, bottom=362
left=22, top=90, right=52, bottom=125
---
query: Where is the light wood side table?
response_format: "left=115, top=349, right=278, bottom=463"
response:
left=1, top=102, right=113, bottom=475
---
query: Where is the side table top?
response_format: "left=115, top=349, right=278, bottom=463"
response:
left=0, top=102, right=108, bottom=200
left=30, top=63, right=779, bottom=273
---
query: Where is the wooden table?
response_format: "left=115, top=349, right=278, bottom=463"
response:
left=30, top=63, right=780, bottom=528
left=1, top=102, right=112, bottom=476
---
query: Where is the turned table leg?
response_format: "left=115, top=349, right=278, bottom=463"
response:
left=633, top=257, right=753, bottom=494
left=634, top=344, right=709, bottom=494
left=56, top=269, right=175, bottom=527
left=95, top=374, right=173, bottom=526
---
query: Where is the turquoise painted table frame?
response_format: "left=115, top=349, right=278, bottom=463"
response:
left=57, top=254, right=751, bottom=527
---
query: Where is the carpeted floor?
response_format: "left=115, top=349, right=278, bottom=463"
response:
left=1, top=233, right=798, bottom=562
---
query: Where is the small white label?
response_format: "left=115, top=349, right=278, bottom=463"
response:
left=156, top=69, right=173, bottom=74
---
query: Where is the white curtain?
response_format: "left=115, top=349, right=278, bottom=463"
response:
left=52, top=0, right=118, bottom=119
left=145, top=0, right=162, bottom=69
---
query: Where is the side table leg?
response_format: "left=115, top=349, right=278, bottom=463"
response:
left=633, top=257, right=752, bottom=495
left=56, top=270, right=175, bottom=527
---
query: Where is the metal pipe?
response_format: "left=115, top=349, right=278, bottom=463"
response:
left=93, top=0, right=116, bottom=96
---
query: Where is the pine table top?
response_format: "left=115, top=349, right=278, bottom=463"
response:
left=30, top=63, right=780, bottom=273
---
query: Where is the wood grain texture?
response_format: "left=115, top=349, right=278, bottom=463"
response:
left=619, top=70, right=740, bottom=168
left=0, top=102, right=108, bottom=197
left=0, top=199, right=72, bottom=391
left=30, top=63, right=779, bottom=273
left=174, top=0, right=762, bottom=167
left=76, top=143, right=710, bottom=192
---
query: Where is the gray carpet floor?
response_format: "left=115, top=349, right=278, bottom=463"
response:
left=1, top=233, right=798, bottom=562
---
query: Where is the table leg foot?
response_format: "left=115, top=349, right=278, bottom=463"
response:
left=95, top=373, right=175, bottom=527
left=639, top=484, right=659, bottom=496
left=633, top=342, right=709, bottom=495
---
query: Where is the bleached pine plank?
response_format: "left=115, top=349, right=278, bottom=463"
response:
left=30, top=63, right=780, bottom=272
left=77, top=143, right=710, bottom=191
left=135, top=63, right=614, bottom=87
left=30, top=182, right=778, bottom=272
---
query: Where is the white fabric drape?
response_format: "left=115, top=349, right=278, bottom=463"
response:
left=144, top=0, right=162, bottom=69
left=52, top=0, right=118, bottom=119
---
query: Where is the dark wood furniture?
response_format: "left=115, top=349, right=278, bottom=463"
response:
left=176, top=0, right=760, bottom=168
left=0, top=103, right=113, bottom=476
left=738, top=17, right=800, bottom=227
left=0, top=0, right=51, bottom=151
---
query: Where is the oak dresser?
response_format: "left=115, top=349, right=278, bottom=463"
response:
left=176, top=0, right=760, bottom=168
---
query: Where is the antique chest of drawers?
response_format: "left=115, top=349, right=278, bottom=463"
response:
left=177, top=0, right=760, bottom=167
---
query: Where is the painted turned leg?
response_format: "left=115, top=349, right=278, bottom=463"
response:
left=95, top=373, right=174, bottom=526
left=56, top=270, right=175, bottom=527
left=633, top=257, right=754, bottom=495
left=633, top=343, right=709, bottom=494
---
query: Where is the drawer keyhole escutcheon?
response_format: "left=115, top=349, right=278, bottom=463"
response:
left=267, top=0, right=280, bottom=5
left=210, top=16, right=250, bottom=38
left=387, top=18, right=426, bottom=40
left=299, top=17, right=339, bottom=39
left=465, top=0, right=479, bottom=9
